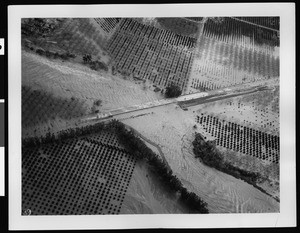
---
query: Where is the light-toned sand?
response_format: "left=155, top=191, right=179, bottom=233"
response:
left=116, top=104, right=279, bottom=213
left=121, top=160, right=187, bottom=214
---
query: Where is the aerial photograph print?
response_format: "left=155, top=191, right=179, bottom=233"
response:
left=21, top=16, right=280, bottom=215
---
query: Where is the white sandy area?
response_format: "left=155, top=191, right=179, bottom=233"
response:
left=116, top=104, right=279, bottom=213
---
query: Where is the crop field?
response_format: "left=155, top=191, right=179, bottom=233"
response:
left=22, top=130, right=137, bottom=215
left=106, top=18, right=196, bottom=92
left=196, top=114, right=279, bottom=164
left=94, top=18, right=121, bottom=36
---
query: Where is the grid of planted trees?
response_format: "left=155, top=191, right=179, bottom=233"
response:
left=22, top=131, right=136, bottom=215
left=196, top=114, right=279, bottom=164
left=94, top=18, right=122, bottom=34
left=106, top=18, right=196, bottom=92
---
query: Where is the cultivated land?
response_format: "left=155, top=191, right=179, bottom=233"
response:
left=21, top=17, right=280, bottom=214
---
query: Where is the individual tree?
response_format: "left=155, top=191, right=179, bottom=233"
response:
left=165, top=83, right=182, bottom=98
left=83, top=54, right=92, bottom=64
